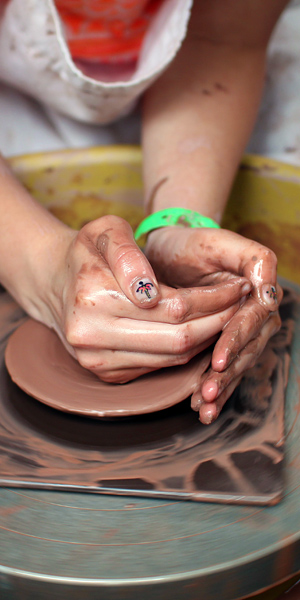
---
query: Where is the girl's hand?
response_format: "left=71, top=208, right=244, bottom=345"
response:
left=44, top=216, right=252, bottom=384
left=190, top=306, right=281, bottom=424
left=145, top=226, right=282, bottom=421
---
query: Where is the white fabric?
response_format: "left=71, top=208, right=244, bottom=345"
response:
left=0, top=0, right=299, bottom=164
left=247, top=1, right=300, bottom=165
left=0, top=0, right=192, bottom=124
left=0, top=80, right=143, bottom=154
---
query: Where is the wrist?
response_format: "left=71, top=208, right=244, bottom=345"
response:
left=135, top=207, right=220, bottom=247
left=8, top=223, right=74, bottom=328
left=31, top=226, right=75, bottom=327
left=145, top=225, right=186, bottom=263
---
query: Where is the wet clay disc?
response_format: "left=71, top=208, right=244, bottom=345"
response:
left=5, top=319, right=206, bottom=418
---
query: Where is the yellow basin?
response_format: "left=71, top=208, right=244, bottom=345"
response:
left=8, top=146, right=300, bottom=284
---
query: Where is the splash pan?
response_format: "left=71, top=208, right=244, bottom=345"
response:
left=0, top=287, right=296, bottom=505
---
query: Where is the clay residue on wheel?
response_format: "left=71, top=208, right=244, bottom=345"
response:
left=0, top=286, right=297, bottom=505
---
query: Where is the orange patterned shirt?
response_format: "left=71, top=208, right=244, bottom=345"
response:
left=55, top=0, right=164, bottom=64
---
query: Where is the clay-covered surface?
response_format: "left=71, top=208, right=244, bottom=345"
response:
left=0, top=287, right=296, bottom=505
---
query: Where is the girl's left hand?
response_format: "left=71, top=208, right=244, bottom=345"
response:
left=145, top=226, right=283, bottom=424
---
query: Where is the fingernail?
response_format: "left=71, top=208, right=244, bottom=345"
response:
left=261, top=283, right=278, bottom=306
left=191, top=397, right=203, bottom=412
left=241, top=282, right=252, bottom=295
left=239, top=295, right=247, bottom=308
left=200, top=402, right=220, bottom=425
left=132, top=278, right=158, bottom=303
left=200, top=406, right=216, bottom=425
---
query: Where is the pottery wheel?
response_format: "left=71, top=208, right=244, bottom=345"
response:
left=1, top=282, right=300, bottom=600
left=5, top=318, right=205, bottom=418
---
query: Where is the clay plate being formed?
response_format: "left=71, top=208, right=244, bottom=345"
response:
left=4, top=318, right=206, bottom=418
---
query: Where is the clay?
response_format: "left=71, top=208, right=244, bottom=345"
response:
left=5, top=319, right=209, bottom=418
left=0, top=286, right=297, bottom=505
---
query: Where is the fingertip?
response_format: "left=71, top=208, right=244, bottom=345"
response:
left=201, top=379, right=219, bottom=401
left=241, top=281, right=252, bottom=296
left=260, top=284, right=278, bottom=310
left=253, top=283, right=278, bottom=312
left=199, top=402, right=218, bottom=425
left=211, top=353, right=228, bottom=372
left=191, top=383, right=204, bottom=411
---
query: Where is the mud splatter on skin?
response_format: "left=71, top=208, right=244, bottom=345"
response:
left=96, top=230, right=113, bottom=258
left=201, top=82, right=228, bottom=96
left=215, top=82, right=228, bottom=93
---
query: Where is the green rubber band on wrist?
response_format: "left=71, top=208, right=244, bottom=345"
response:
left=134, top=208, right=220, bottom=245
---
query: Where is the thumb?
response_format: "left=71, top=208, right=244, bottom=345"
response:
left=94, top=216, right=160, bottom=308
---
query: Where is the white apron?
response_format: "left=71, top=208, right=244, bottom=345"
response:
left=0, top=0, right=193, bottom=123
left=0, top=0, right=299, bottom=164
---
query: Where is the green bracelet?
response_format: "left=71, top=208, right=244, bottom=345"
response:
left=134, top=208, right=220, bottom=245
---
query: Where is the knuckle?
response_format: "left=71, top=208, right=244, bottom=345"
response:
left=77, top=355, right=97, bottom=371
left=100, top=370, right=127, bottom=384
left=252, top=243, right=278, bottom=266
left=78, top=216, right=131, bottom=252
left=166, top=296, right=189, bottom=323
left=176, top=352, right=194, bottom=366
left=64, top=318, right=99, bottom=350
left=172, top=324, right=194, bottom=354
left=248, top=354, right=257, bottom=369
left=248, top=307, right=265, bottom=334
left=64, top=322, right=83, bottom=347
left=100, top=215, right=129, bottom=230
left=253, top=309, right=265, bottom=330
left=265, top=248, right=277, bottom=267
left=93, top=214, right=128, bottom=232
left=113, top=244, right=139, bottom=270
left=74, top=289, right=90, bottom=308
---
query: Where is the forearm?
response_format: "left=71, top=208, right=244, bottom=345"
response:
left=142, top=0, right=288, bottom=222
left=143, top=44, right=265, bottom=222
left=0, top=156, right=73, bottom=322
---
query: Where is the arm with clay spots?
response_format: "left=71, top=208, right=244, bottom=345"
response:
left=142, top=0, right=288, bottom=423
left=0, top=155, right=252, bottom=383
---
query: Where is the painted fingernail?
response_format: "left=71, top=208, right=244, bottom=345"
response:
left=132, top=278, right=158, bottom=303
left=261, top=284, right=278, bottom=306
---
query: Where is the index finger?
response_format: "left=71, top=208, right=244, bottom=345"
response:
left=221, top=231, right=279, bottom=311
left=193, top=229, right=279, bottom=312
left=156, top=278, right=252, bottom=323
left=101, top=277, right=252, bottom=324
